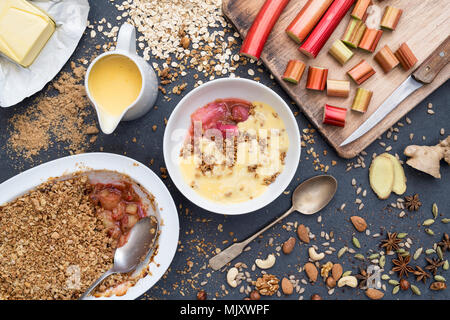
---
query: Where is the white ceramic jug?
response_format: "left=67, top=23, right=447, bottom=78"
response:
left=85, top=23, right=158, bottom=134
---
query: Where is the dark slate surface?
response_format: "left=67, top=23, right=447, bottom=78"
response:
left=0, top=0, right=448, bottom=300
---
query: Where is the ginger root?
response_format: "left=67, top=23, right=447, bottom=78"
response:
left=369, top=153, right=407, bottom=199
left=404, top=136, right=450, bottom=179
left=369, top=154, right=394, bottom=199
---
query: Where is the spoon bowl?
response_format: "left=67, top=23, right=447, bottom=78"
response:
left=80, top=216, right=159, bottom=299
left=292, top=175, right=338, bottom=215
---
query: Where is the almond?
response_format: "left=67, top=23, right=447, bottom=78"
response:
left=331, top=263, right=343, bottom=281
left=282, top=237, right=296, bottom=254
left=365, top=288, right=384, bottom=300
left=326, top=276, right=336, bottom=288
left=304, top=262, right=318, bottom=282
left=281, top=277, right=293, bottom=295
left=297, top=224, right=310, bottom=243
left=350, top=216, right=367, bottom=232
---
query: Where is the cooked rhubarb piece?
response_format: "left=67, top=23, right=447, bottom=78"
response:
left=380, top=6, right=402, bottom=30
left=188, top=98, right=252, bottom=137
left=323, top=104, right=347, bottom=127
left=306, top=66, right=328, bottom=91
left=347, top=60, right=375, bottom=85
left=395, top=43, right=418, bottom=70
left=285, top=0, right=333, bottom=44
left=299, top=0, right=355, bottom=58
left=374, top=45, right=399, bottom=73
left=282, top=60, right=306, bottom=84
left=358, top=28, right=383, bottom=52
left=240, top=0, right=291, bottom=60
left=341, top=18, right=366, bottom=48
left=90, top=182, right=146, bottom=247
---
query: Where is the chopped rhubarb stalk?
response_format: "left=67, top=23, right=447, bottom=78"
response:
left=282, top=60, right=306, bottom=84
left=329, top=40, right=354, bottom=65
left=351, top=0, right=372, bottom=20
left=358, top=28, right=383, bottom=52
left=351, top=88, right=373, bottom=112
left=374, top=45, right=399, bottom=73
left=323, top=104, right=347, bottom=127
left=306, top=66, right=328, bottom=91
left=347, top=60, right=375, bottom=84
left=190, top=102, right=229, bottom=131
left=326, top=79, right=350, bottom=97
left=240, top=0, right=291, bottom=60
left=341, top=18, right=366, bottom=48
left=380, top=6, right=403, bottom=30
left=299, top=0, right=355, bottom=58
left=395, top=43, right=418, bottom=71
left=231, top=104, right=250, bottom=122
left=285, top=0, right=333, bottom=44
left=216, top=122, right=239, bottom=137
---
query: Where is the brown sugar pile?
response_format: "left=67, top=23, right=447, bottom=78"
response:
left=7, top=62, right=98, bottom=160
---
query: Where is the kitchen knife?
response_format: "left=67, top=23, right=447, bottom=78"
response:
left=340, top=36, right=450, bottom=147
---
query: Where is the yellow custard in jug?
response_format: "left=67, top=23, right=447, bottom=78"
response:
left=179, top=100, right=289, bottom=204
left=88, top=54, right=142, bottom=116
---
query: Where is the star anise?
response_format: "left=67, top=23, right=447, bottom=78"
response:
left=392, top=254, right=414, bottom=278
left=404, top=194, right=422, bottom=211
left=380, top=232, right=402, bottom=253
left=355, top=267, right=369, bottom=289
left=438, top=233, right=450, bottom=252
left=425, top=257, right=445, bottom=275
left=413, top=266, right=431, bottom=284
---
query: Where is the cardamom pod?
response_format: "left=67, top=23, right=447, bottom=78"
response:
left=432, top=203, right=438, bottom=218
left=411, top=285, right=421, bottom=295
left=352, top=237, right=361, bottom=249
left=434, top=275, right=446, bottom=282
left=381, top=274, right=390, bottom=280
left=413, top=247, right=423, bottom=260
left=425, top=228, right=434, bottom=236
left=443, top=260, right=449, bottom=271
left=337, top=247, right=348, bottom=258
left=379, top=255, right=386, bottom=268
left=392, top=285, right=400, bottom=295
left=354, top=253, right=365, bottom=261
left=388, top=280, right=399, bottom=286
left=437, top=246, right=444, bottom=260
left=369, top=253, right=379, bottom=260
left=442, top=218, right=450, bottom=224
left=425, top=248, right=436, bottom=255
left=422, top=219, right=435, bottom=226
left=342, top=271, right=352, bottom=277
left=397, top=233, right=408, bottom=239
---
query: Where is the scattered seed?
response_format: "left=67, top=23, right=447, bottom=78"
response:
left=442, top=218, right=450, bottom=224
left=337, top=247, right=348, bottom=258
left=425, top=228, right=434, bottom=236
left=443, top=260, right=449, bottom=271
left=397, top=233, right=408, bottom=239
left=352, top=237, right=361, bottom=248
left=379, top=255, right=386, bottom=268
left=437, top=246, right=444, bottom=260
left=423, top=219, right=435, bottom=226
left=342, top=271, right=352, bottom=277
left=388, top=280, right=399, bottom=286
left=381, top=274, right=390, bottom=280
left=425, top=249, right=436, bottom=255
left=354, top=253, right=365, bottom=261
left=369, top=253, right=380, bottom=260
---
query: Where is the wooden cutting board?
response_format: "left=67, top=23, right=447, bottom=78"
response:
left=223, top=0, right=450, bottom=158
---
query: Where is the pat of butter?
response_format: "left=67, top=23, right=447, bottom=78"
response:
left=0, top=0, right=55, bottom=67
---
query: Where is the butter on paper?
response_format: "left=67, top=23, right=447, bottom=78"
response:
left=0, top=0, right=89, bottom=107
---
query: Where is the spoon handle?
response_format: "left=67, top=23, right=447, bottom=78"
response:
left=79, top=268, right=116, bottom=299
left=209, top=206, right=295, bottom=271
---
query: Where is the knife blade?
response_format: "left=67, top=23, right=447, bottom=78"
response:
left=340, top=36, right=450, bottom=147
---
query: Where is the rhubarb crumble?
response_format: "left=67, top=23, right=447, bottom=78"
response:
left=179, top=98, right=289, bottom=203
left=0, top=172, right=158, bottom=300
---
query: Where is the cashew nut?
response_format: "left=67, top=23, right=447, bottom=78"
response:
left=308, top=247, right=325, bottom=261
left=255, top=254, right=276, bottom=269
left=337, top=275, right=358, bottom=288
left=226, top=267, right=239, bottom=288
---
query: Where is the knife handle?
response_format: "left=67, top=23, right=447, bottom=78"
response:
left=413, top=36, right=450, bottom=84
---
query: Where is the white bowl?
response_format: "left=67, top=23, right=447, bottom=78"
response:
left=163, top=78, right=301, bottom=215
left=0, top=153, right=179, bottom=300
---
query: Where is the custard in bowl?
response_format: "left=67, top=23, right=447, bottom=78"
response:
left=179, top=98, right=289, bottom=203
left=163, top=78, right=301, bottom=215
